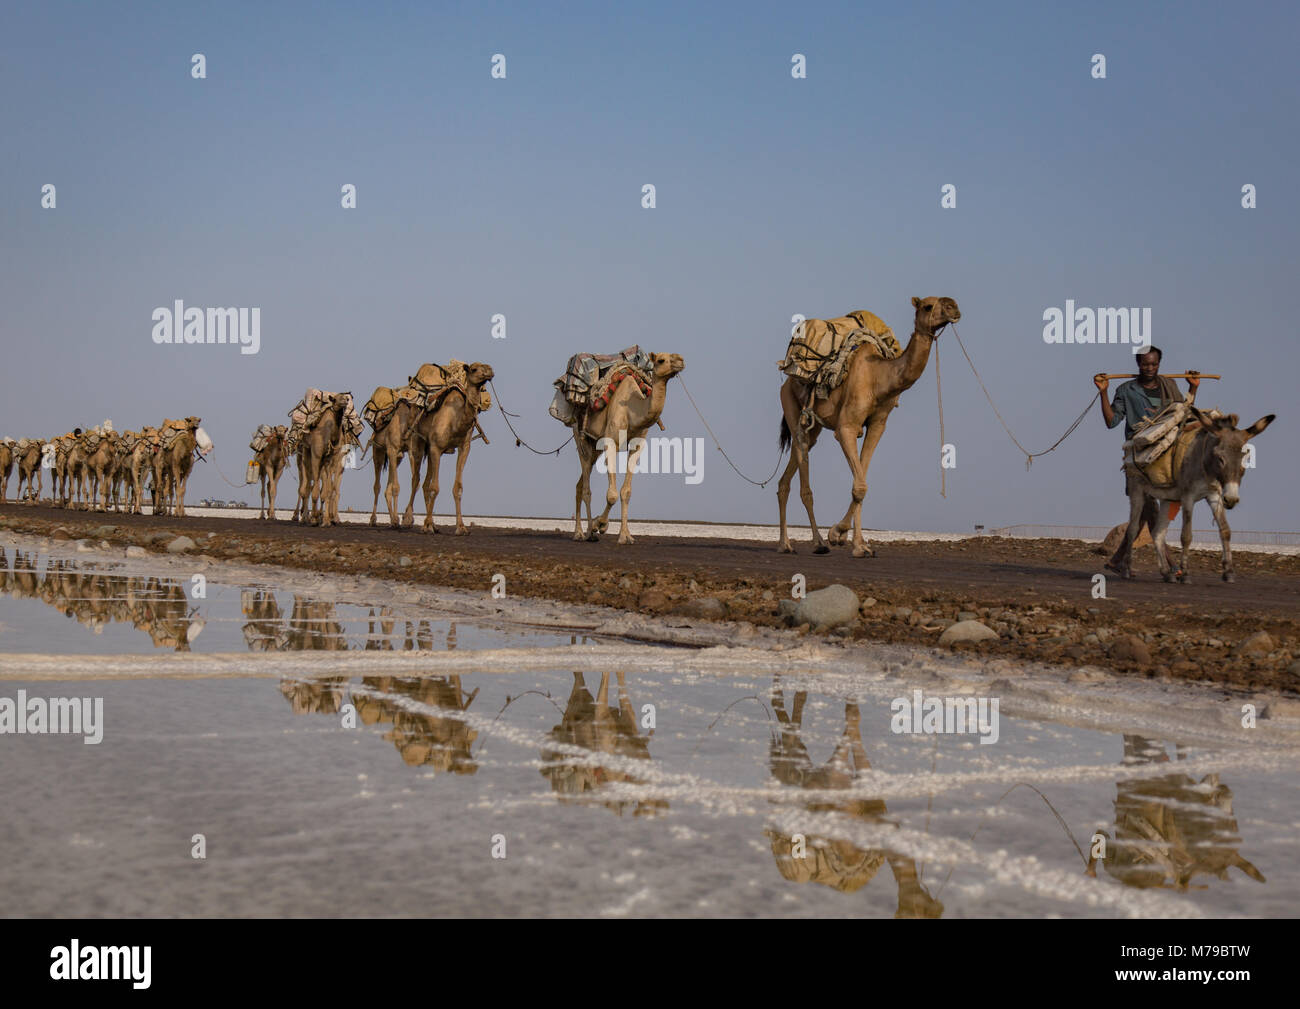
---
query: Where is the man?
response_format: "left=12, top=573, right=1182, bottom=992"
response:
left=1094, top=348, right=1200, bottom=573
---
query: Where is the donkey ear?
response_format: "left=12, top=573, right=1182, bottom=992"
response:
left=1190, top=406, right=1216, bottom=431
left=1244, top=414, right=1275, bottom=438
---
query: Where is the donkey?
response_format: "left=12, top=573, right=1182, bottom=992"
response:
left=1111, top=407, right=1275, bottom=583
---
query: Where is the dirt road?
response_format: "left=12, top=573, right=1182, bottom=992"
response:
left=2, top=504, right=1297, bottom=692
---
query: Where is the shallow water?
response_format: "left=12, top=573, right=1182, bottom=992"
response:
left=1, top=546, right=1296, bottom=918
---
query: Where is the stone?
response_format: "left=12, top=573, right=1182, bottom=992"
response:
left=956, top=610, right=978, bottom=622
left=638, top=589, right=670, bottom=613
left=1109, top=634, right=1152, bottom=666
left=398, top=556, right=412, bottom=567
left=894, top=607, right=913, bottom=620
left=618, top=577, right=633, bottom=589
left=1235, top=631, right=1275, bottom=657
left=939, top=620, right=998, bottom=646
left=673, top=597, right=730, bottom=620
left=90, top=525, right=117, bottom=540
left=761, top=590, right=775, bottom=602
left=51, top=527, right=72, bottom=540
left=125, top=545, right=147, bottom=559
left=75, top=539, right=95, bottom=553
left=1288, top=659, right=1300, bottom=679
left=166, top=535, right=197, bottom=554
left=787, top=584, right=861, bottom=631
left=860, top=596, right=877, bottom=609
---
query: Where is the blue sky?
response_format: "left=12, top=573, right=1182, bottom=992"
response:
left=3, top=0, right=1296, bottom=531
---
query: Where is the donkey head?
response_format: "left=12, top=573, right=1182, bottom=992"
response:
left=1191, top=407, right=1275, bottom=509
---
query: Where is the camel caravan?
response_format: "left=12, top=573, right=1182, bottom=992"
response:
left=0, top=419, right=213, bottom=515
left=0, top=293, right=1279, bottom=583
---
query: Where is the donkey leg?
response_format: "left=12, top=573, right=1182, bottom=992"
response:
left=1150, top=500, right=1176, bottom=582
left=1177, top=498, right=1195, bottom=583
left=1210, top=491, right=1234, bottom=582
left=1107, top=484, right=1146, bottom=579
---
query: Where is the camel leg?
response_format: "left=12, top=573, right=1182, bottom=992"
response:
left=573, top=436, right=597, bottom=540
left=829, top=425, right=866, bottom=553
left=267, top=467, right=280, bottom=520
left=794, top=429, right=828, bottom=554
left=1209, top=491, right=1234, bottom=582
left=836, top=415, right=889, bottom=558
left=452, top=435, right=472, bottom=534
left=401, top=446, right=424, bottom=528
left=591, top=432, right=620, bottom=539
left=617, top=436, right=645, bottom=545
left=420, top=451, right=441, bottom=533
left=776, top=451, right=802, bottom=553
left=385, top=449, right=403, bottom=528
left=369, top=450, right=383, bottom=527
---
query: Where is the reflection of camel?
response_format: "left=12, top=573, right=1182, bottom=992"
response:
left=766, top=685, right=943, bottom=918
left=241, top=589, right=287, bottom=651
left=1088, top=735, right=1266, bottom=891
left=353, top=675, right=479, bottom=773
left=1, top=554, right=201, bottom=651
left=286, top=598, right=347, bottom=651
left=540, top=672, right=665, bottom=817
left=279, top=675, right=349, bottom=715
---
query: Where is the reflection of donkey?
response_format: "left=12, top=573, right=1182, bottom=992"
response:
left=541, top=672, right=665, bottom=817
left=1088, top=735, right=1266, bottom=891
left=766, top=683, right=943, bottom=918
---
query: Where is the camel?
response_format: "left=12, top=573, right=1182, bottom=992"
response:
left=16, top=440, right=45, bottom=503
left=293, top=395, right=350, bottom=526
left=368, top=401, right=420, bottom=528
left=567, top=352, right=685, bottom=544
left=777, top=296, right=961, bottom=557
left=1109, top=407, right=1274, bottom=583
left=402, top=363, right=495, bottom=534
left=152, top=417, right=203, bottom=517
left=64, top=437, right=92, bottom=510
left=122, top=427, right=159, bottom=515
left=84, top=431, right=120, bottom=512
left=254, top=425, right=289, bottom=520
left=0, top=442, right=12, bottom=503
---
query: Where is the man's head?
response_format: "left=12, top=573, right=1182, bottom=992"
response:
left=1136, top=346, right=1162, bottom=381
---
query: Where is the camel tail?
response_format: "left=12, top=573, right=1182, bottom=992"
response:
left=779, top=416, right=791, bottom=453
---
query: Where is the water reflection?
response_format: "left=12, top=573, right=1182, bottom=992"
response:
left=1089, top=734, right=1266, bottom=891
left=355, top=676, right=479, bottom=773
left=539, top=671, right=666, bottom=818
left=2, top=548, right=203, bottom=651
left=765, top=680, right=944, bottom=918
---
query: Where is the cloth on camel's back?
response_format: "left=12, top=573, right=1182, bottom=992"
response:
left=286, top=391, right=364, bottom=453
left=405, top=361, right=491, bottom=414
left=778, top=310, right=901, bottom=391
left=550, top=346, right=654, bottom=424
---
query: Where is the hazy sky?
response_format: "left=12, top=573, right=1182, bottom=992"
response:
left=3, top=1, right=1296, bottom=532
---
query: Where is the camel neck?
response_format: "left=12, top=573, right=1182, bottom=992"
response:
left=896, top=326, right=936, bottom=388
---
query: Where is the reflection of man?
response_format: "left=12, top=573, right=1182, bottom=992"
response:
left=1095, top=349, right=1199, bottom=572
left=767, top=688, right=943, bottom=918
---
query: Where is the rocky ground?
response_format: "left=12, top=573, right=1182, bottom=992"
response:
left=2, top=505, right=1297, bottom=693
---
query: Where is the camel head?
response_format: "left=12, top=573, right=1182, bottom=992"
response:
left=651, top=353, right=686, bottom=380
left=1190, top=407, right=1274, bottom=509
left=911, top=296, right=961, bottom=336
left=465, top=362, right=495, bottom=386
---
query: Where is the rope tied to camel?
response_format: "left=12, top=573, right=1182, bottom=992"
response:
left=678, top=377, right=787, bottom=488
left=487, top=379, right=573, bottom=456
left=948, top=323, right=1099, bottom=469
